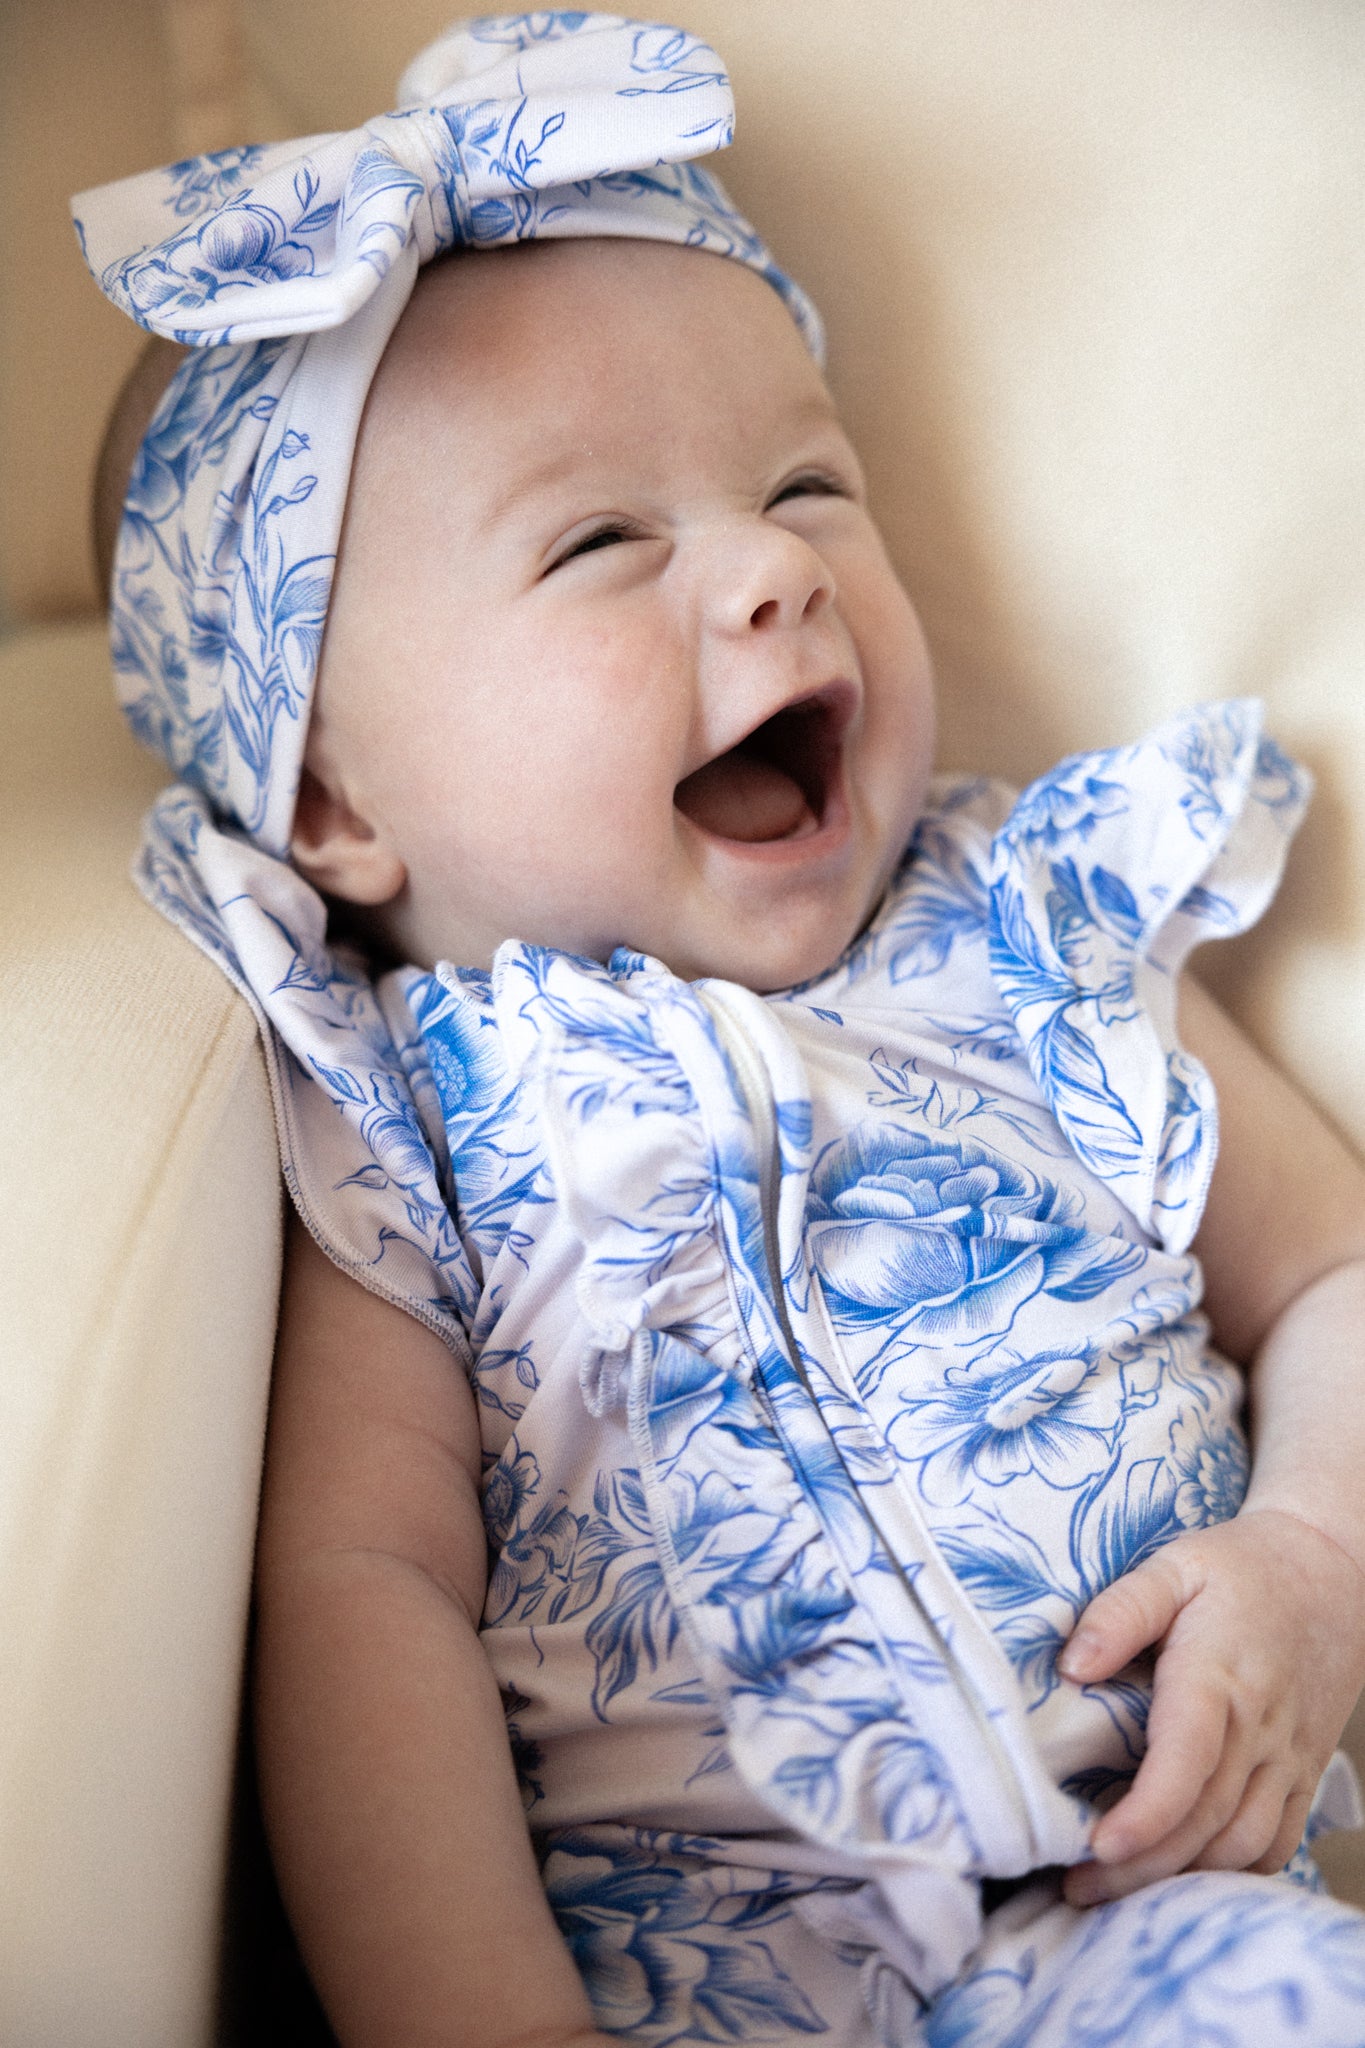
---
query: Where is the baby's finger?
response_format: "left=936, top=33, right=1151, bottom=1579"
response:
left=1249, top=1788, right=1315, bottom=1877
left=1193, top=1769, right=1310, bottom=1877
left=1067, top=1741, right=1254, bottom=1904
left=1088, top=1666, right=1229, bottom=1864
left=1058, top=1554, right=1187, bottom=1686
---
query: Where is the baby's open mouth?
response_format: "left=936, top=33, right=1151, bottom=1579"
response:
left=673, top=690, right=848, bottom=844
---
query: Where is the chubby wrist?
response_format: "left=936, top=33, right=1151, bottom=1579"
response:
left=1234, top=1495, right=1365, bottom=1588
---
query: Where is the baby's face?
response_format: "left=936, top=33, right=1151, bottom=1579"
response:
left=312, top=238, right=934, bottom=990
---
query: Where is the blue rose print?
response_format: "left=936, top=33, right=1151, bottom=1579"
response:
left=117, top=201, right=316, bottom=325
left=807, top=1122, right=1143, bottom=1350
left=542, top=1833, right=826, bottom=2042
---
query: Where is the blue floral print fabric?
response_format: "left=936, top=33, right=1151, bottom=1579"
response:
left=108, top=682, right=1365, bottom=2035
left=389, top=698, right=1363, bottom=2037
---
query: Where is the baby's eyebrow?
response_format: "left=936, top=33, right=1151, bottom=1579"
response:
left=480, top=449, right=600, bottom=530
left=478, top=392, right=850, bottom=530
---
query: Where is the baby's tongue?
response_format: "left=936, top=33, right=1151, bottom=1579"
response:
left=674, top=750, right=814, bottom=843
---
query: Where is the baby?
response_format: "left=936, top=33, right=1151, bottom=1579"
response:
left=78, top=14, right=1365, bottom=2048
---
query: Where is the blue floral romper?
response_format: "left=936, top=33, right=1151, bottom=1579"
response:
left=400, top=702, right=1365, bottom=2046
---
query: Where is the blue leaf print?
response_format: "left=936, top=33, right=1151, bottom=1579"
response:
left=987, top=875, right=1077, bottom=1015
left=1084, top=1456, right=1180, bottom=1595
left=717, top=1581, right=852, bottom=1695
left=770, top=1749, right=840, bottom=1825
left=669, top=1473, right=781, bottom=1573
left=1153, top=1049, right=1207, bottom=1207
left=603, top=1465, right=653, bottom=1539
left=307, top=1056, right=368, bottom=1106
left=932, top=1527, right=1061, bottom=1611
left=1176, top=882, right=1237, bottom=929
left=775, top=1097, right=813, bottom=1155
left=1060, top=1763, right=1136, bottom=1807
left=470, top=196, right=518, bottom=239
left=1029, top=1012, right=1144, bottom=1177
left=1088, top=865, right=1144, bottom=942
left=864, top=1725, right=961, bottom=1844
left=1044, top=857, right=1096, bottom=970
left=470, top=1343, right=532, bottom=1425
left=586, top=1554, right=677, bottom=1720
left=921, top=1016, right=1024, bottom=1064
left=884, top=817, right=989, bottom=982
left=262, top=474, right=316, bottom=518
left=996, top=1611, right=1069, bottom=1694
left=647, top=1341, right=732, bottom=1468
left=1044, top=1234, right=1146, bottom=1303
left=689, top=1940, right=827, bottom=2039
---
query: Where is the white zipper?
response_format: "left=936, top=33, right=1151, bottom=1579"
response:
left=696, top=984, right=791, bottom=1341
left=695, top=981, right=1044, bottom=1861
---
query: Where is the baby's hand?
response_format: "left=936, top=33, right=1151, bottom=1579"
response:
left=1057, top=1507, right=1365, bottom=1906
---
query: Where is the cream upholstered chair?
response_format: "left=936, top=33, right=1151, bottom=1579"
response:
left=3, top=2, right=1364, bottom=2040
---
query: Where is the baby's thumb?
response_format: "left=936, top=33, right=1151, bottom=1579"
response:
left=1058, top=1554, right=1185, bottom=1684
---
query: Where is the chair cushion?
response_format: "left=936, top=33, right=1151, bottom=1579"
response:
left=0, top=621, right=281, bottom=2045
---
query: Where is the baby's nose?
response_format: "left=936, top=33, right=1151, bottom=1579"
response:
left=719, top=520, right=835, bottom=634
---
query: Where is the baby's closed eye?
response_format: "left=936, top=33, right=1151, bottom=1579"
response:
left=544, top=519, right=647, bottom=571
left=765, top=470, right=852, bottom=508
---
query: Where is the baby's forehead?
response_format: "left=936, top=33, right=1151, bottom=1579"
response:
left=399, top=231, right=788, bottom=329
left=358, top=236, right=838, bottom=479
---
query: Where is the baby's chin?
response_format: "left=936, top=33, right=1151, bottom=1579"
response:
left=621, top=894, right=883, bottom=994
left=372, top=864, right=893, bottom=991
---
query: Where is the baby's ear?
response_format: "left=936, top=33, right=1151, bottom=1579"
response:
left=290, top=762, right=407, bottom=906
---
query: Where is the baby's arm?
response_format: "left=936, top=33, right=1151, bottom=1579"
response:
left=1061, top=975, right=1365, bottom=1905
left=254, top=1215, right=614, bottom=2048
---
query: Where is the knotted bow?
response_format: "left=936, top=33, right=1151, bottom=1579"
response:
left=73, top=11, right=821, bottom=849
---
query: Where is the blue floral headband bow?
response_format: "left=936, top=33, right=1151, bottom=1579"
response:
left=73, top=10, right=823, bottom=856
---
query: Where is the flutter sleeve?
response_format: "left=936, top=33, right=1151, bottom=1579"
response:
left=986, top=699, right=1311, bottom=1253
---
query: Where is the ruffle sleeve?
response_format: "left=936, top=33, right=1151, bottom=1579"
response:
left=986, top=699, right=1311, bottom=1253
left=134, top=785, right=479, bottom=1350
